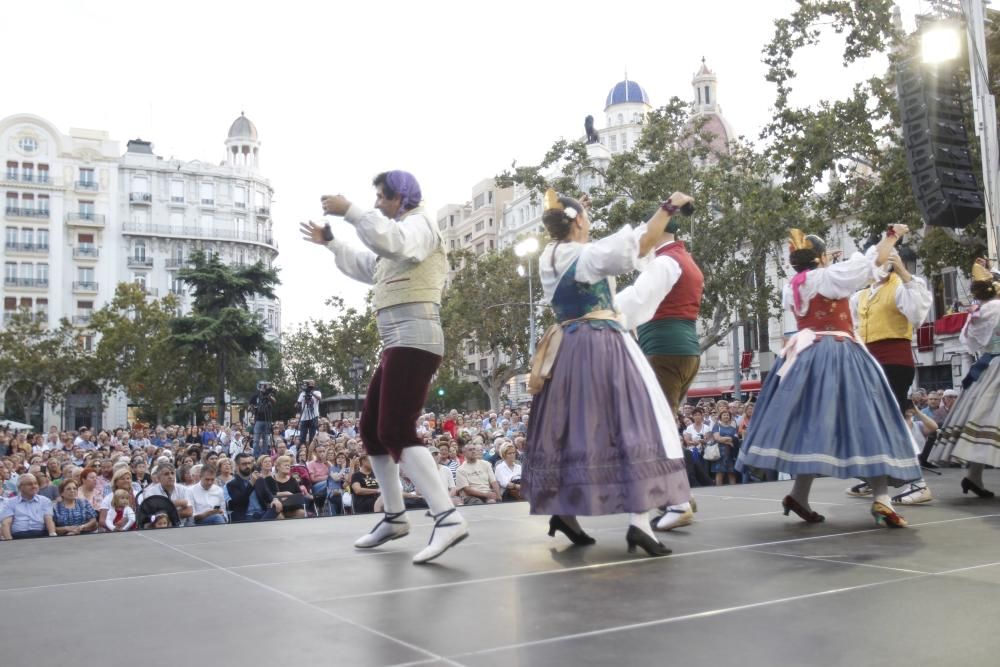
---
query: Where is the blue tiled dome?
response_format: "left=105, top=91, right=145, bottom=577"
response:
left=605, top=80, right=650, bottom=107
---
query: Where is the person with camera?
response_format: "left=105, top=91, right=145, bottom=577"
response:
left=300, top=170, right=467, bottom=564
left=249, top=382, right=276, bottom=458
left=296, top=380, right=322, bottom=447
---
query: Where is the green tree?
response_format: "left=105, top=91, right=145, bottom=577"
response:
left=87, top=283, right=196, bottom=425
left=441, top=247, right=547, bottom=410
left=498, top=101, right=796, bottom=351
left=0, top=312, right=87, bottom=428
left=761, top=0, right=993, bottom=274
left=169, top=250, right=280, bottom=425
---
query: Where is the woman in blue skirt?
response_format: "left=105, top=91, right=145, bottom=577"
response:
left=739, top=226, right=922, bottom=528
left=524, top=189, right=693, bottom=557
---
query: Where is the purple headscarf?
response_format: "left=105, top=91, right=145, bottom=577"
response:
left=385, top=170, right=423, bottom=214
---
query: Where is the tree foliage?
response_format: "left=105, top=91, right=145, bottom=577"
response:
left=440, top=247, right=547, bottom=409
left=169, top=250, right=280, bottom=424
left=0, top=312, right=86, bottom=427
left=498, top=100, right=795, bottom=351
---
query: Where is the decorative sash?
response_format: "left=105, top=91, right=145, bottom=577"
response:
left=527, top=309, right=622, bottom=394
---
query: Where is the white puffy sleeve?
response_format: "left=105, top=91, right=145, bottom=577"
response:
left=616, top=255, right=683, bottom=329
left=895, top=276, right=933, bottom=326
left=960, top=300, right=1000, bottom=354
left=325, top=238, right=378, bottom=285
left=344, top=205, right=439, bottom=262
left=575, top=225, right=640, bottom=284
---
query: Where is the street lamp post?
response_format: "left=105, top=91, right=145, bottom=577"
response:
left=514, top=237, right=540, bottom=358
left=350, top=356, right=364, bottom=419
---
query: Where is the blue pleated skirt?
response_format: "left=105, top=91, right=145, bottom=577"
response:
left=739, top=335, right=921, bottom=484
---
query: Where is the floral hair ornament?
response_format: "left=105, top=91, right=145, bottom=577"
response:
left=788, top=228, right=813, bottom=253
left=544, top=188, right=578, bottom=220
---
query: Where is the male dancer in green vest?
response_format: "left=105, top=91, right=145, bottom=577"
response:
left=300, top=170, right=467, bottom=564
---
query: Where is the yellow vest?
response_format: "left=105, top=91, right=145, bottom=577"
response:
left=857, top=272, right=913, bottom=343
left=371, top=208, right=448, bottom=310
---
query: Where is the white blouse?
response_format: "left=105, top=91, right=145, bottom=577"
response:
left=960, top=300, right=1000, bottom=354
left=783, top=248, right=881, bottom=319
left=538, top=225, right=640, bottom=304
left=325, top=205, right=439, bottom=285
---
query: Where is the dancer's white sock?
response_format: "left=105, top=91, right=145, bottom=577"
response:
left=790, top=474, right=816, bottom=508
left=399, top=447, right=456, bottom=516
left=629, top=512, right=654, bottom=538
left=868, top=475, right=892, bottom=507
left=966, top=463, right=985, bottom=487
left=369, top=455, right=405, bottom=515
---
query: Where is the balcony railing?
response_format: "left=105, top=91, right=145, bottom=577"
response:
left=72, top=315, right=92, bottom=325
left=72, top=281, right=98, bottom=292
left=4, top=277, right=49, bottom=288
left=121, top=221, right=276, bottom=248
left=4, top=171, right=16, bottom=181
left=3, top=311, right=47, bottom=323
left=75, top=180, right=99, bottom=191
left=4, top=242, right=49, bottom=253
left=201, top=198, right=215, bottom=206
left=130, top=192, right=152, bottom=203
left=73, top=246, right=99, bottom=259
left=127, top=256, right=153, bottom=268
left=256, top=206, right=270, bottom=216
left=165, top=258, right=189, bottom=269
left=2, top=172, right=49, bottom=184
left=66, top=212, right=106, bottom=226
left=142, top=287, right=159, bottom=297
left=5, top=207, right=50, bottom=219
left=170, top=196, right=185, bottom=204
left=235, top=202, right=246, bottom=209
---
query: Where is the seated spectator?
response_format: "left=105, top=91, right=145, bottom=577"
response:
left=350, top=455, right=380, bottom=514
left=98, top=468, right=138, bottom=532
left=456, top=443, right=501, bottom=505
left=104, top=489, right=136, bottom=532
left=254, top=455, right=305, bottom=519
left=494, top=443, right=523, bottom=501
left=52, top=478, right=98, bottom=536
left=78, top=466, right=102, bottom=508
left=139, top=464, right=194, bottom=525
left=226, top=453, right=276, bottom=522
left=35, top=469, right=60, bottom=501
left=190, top=464, right=227, bottom=525
left=0, top=474, right=56, bottom=540
left=256, top=454, right=273, bottom=478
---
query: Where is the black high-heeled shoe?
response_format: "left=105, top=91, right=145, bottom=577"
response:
left=781, top=495, right=825, bottom=523
left=625, top=525, right=671, bottom=557
left=548, top=516, right=596, bottom=546
left=961, top=477, right=995, bottom=498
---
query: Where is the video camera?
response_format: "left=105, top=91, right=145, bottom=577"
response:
left=258, top=381, right=276, bottom=396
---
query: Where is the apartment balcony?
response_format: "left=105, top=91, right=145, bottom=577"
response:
left=66, top=212, right=106, bottom=228
left=127, top=256, right=154, bottom=269
left=3, top=172, right=51, bottom=186
left=129, top=192, right=152, bottom=204
left=3, top=311, right=47, bottom=323
left=72, top=314, right=92, bottom=325
left=121, top=221, right=277, bottom=249
left=4, top=242, right=49, bottom=255
left=4, top=277, right=49, bottom=289
left=74, top=180, right=99, bottom=192
left=165, top=258, right=190, bottom=269
left=5, top=207, right=50, bottom=220
left=256, top=206, right=270, bottom=217
left=200, top=198, right=215, bottom=207
left=73, top=245, right=99, bottom=260
left=72, top=281, right=99, bottom=293
left=235, top=202, right=246, bottom=209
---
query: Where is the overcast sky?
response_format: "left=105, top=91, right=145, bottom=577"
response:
left=3, top=0, right=930, bottom=329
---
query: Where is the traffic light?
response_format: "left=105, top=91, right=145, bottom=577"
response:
left=897, top=57, right=985, bottom=228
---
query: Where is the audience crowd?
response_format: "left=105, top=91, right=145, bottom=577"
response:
left=0, top=387, right=957, bottom=540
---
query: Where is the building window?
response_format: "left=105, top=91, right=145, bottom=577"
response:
left=78, top=267, right=95, bottom=283
left=235, top=185, right=247, bottom=208
left=77, top=233, right=94, bottom=246
left=22, top=163, right=33, bottom=182
left=474, top=193, right=485, bottom=209
left=134, top=241, right=146, bottom=261
left=170, top=180, right=184, bottom=202
left=79, top=200, right=95, bottom=217
left=37, top=229, right=48, bottom=249
left=132, top=175, right=149, bottom=193
left=5, top=227, right=16, bottom=248
left=705, top=86, right=710, bottom=105
left=5, top=262, right=16, bottom=280
left=79, top=168, right=95, bottom=185
left=698, top=87, right=702, bottom=104
left=609, top=135, right=617, bottom=151
left=475, top=221, right=484, bottom=232
left=488, top=191, right=494, bottom=204
left=200, top=182, right=214, bottom=205
left=617, top=113, right=623, bottom=125
left=37, top=195, right=49, bottom=214
left=475, top=242, right=485, bottom=255
left=18, top=137, right=37, bottom=153
left=5, top=161, right=16, bottom=180
left=37, top=164, right=49, bottom=183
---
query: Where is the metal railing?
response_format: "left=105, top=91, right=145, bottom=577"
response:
left=5, top=207, right=50, bottom=219
left=72, top=315, right=92, bottom=325
left=170, top=196, right=185, bottom=204
left=127, top=256, right=153, bottom=268
left=201, top=198, right=215, bottom=206
left=256, top=206, right=270, bottom=216
left=130, top=192, right=152, bottom=203
left=66, top=212, right=106, bottom=225
left=73, top=246, right=99, bottom=258
left=75, top=180, right=98, bottom=191
left=121, top=221, right=276, bottom=247
left=4, top=242, right=49, bottom=253
left=72, top=281, right=98, bottom=291
left=4, top=277, right=49, bottom=288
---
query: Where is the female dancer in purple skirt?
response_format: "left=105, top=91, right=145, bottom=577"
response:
left=523, top=189, right=693, bottom=557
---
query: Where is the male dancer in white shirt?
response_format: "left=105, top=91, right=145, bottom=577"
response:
left=300, top=170, right=467, bottom=564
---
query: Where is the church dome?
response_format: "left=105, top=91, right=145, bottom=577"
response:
left=227, top=112, right=258, bottom=141
left=605, top=80, right=650, bottom=108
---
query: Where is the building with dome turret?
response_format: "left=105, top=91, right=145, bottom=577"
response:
left=0, top=112, right=280, bottom=430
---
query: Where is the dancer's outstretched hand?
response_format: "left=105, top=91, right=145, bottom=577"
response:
left=300, top=220, right=328, bottom=245
left=668, top=192, right=694, bottom=208
left=321, top=194, right=350, bottom=216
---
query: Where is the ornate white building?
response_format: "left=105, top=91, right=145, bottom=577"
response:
left=0, top=113, right=280, bottom=430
